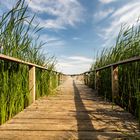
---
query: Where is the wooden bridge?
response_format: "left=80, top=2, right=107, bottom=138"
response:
left=0, top=54, right=140, bottom=140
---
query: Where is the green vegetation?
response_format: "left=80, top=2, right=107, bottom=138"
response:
left=0, top=0, right=61, bottom=124
left=88, top=22, right=140, bottom=121
left=0, top=62, right=29, bottom=124
left=36, top=69, right=60, bottom=99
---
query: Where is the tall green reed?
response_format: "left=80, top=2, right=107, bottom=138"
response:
left=89, top=22, right=140, bottom=120
left=0, top=61, right=29, bottom=124
left=0, top=0, right=59, bottom=124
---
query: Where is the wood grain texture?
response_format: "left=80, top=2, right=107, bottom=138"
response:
left=0, top=78, right=139, bottom=140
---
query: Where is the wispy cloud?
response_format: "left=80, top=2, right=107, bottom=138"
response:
left=25, top=0, right=85, bottom=30
left=38, top=34, right=66, bottom=49
left=39, top=34, right=60, bottom=43
left=94, top=8, right=114, bottom=21
left=68, top=56, right=93, bottom=63
left=99, top=1, right=140, bottom=47
left=56, top=55, right=94, bottom=74
left=99, top=0, right=117, bottom=4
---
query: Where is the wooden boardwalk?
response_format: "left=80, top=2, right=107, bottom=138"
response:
left=0, top=78, right=140, bottom=140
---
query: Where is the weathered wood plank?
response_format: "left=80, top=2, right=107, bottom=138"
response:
left=0, top=78, right=139, bottom=140
left=0, top=54, right=58, bottom=73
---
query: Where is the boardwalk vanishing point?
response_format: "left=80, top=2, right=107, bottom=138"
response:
left=0, top=78, right=140, bottom=140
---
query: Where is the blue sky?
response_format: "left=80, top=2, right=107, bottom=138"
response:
left=0, top=0, right=140, bottom=74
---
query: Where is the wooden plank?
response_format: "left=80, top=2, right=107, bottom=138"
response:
left=82, top=56, right=140, bottom=74
left=29, top=66, right=36, bottom=103
left=0, top=131, right=132, bottom=140
left=0, top=54, right=58, bottom=73
left=95, top=56, right=140, bottom=71
left=0, top=78, right=139, bottom=139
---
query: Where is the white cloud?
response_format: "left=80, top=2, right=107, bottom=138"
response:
left=99, top=1, right=140, bottom=47
left=1, top=0, right=85, bottom=29
left=38, top=34, right=66, bottom=49
left=68, top=56, right=93, bottom=63
left=56, top=55, right=94, bottom=74
left=33, top=17, right=67, bottom=30
left=39, top=34, right=60, bottom=43
left=99, top=0, right=117, bottom=4
left=47, top=40, right=65, bottom=48
left=25, top=0, right=85, bottom=30
left=94, top=8, right=114, bottom=21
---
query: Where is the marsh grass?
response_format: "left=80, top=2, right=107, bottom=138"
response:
left=36, top=68, right=50, bottom=99
left=0, top=61, right=29, bottom=124
left=97, top=68, right=112, bottom=101
left=36, top=69, right=59, bottom=99
left=88, top=72, right=95, bottom=88
left=0, top=0, right=60, bottom=124
left=88, top=22, right=140, bottom=121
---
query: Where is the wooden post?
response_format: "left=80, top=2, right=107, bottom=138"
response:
left=85, top=73, right=87, bottom=85
left=82, top=74, right=84, bottom=84
left=60, top=74, right=63, bottom=84
left=86, top=73, right=88, bottom=85
left=56, top=72, right=59, bottom=86
left=111, top=65, right=119, bottom=102
left=87, top=73, right=90, bottom=86
left=90, top=71, right=93, bottom=88
left=95, top=70, right=99, bottom=90
left=29, top=66, right=36, bottom=103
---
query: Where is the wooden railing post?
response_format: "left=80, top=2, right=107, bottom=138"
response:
left=81, top=74, right=83, bottom=83
left=87, top=73, right=90, bottom=86
left=29, top=66, right=36, bottom=103
left=60, top=74, right=63, bottom=84
left=111, top=65, right=119, bottom=102
left=85, top=73, right=87, bottom=85
left=86, top=73, right=88, bottom=85
left=95, top=70, right=99, bottom=90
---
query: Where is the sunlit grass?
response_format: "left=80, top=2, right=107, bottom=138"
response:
left=89, top=22, right=140, bottom=122
left=0, top=0, right=60, bottom=124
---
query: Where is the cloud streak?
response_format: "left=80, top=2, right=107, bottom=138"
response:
left=94, top=8, right=114, bottom=21
left=56, top=55, right=94, bottom=74
left=99, top=1, right=140, bottom=47
left=99, top=0, right=117, bottom=4
left=25, top=0, right=85, bottom=30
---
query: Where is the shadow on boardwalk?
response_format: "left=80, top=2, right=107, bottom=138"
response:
left=73, top=80, right=96, bottom=139
left=0, top=78, right=139, bottom=139
left=73, top=80, right=140, bottom=140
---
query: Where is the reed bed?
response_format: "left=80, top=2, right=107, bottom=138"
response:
left=0, top=61, right=29, bottom=124
left=36, top=69, right=60, bottom=99
left=86, top=72, right=95, bottom=88
left=0, top=0, right=60, bottom=124
left=88, top=22, right=140, bottom=121
left=97, top=68, right=112, bottom=101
